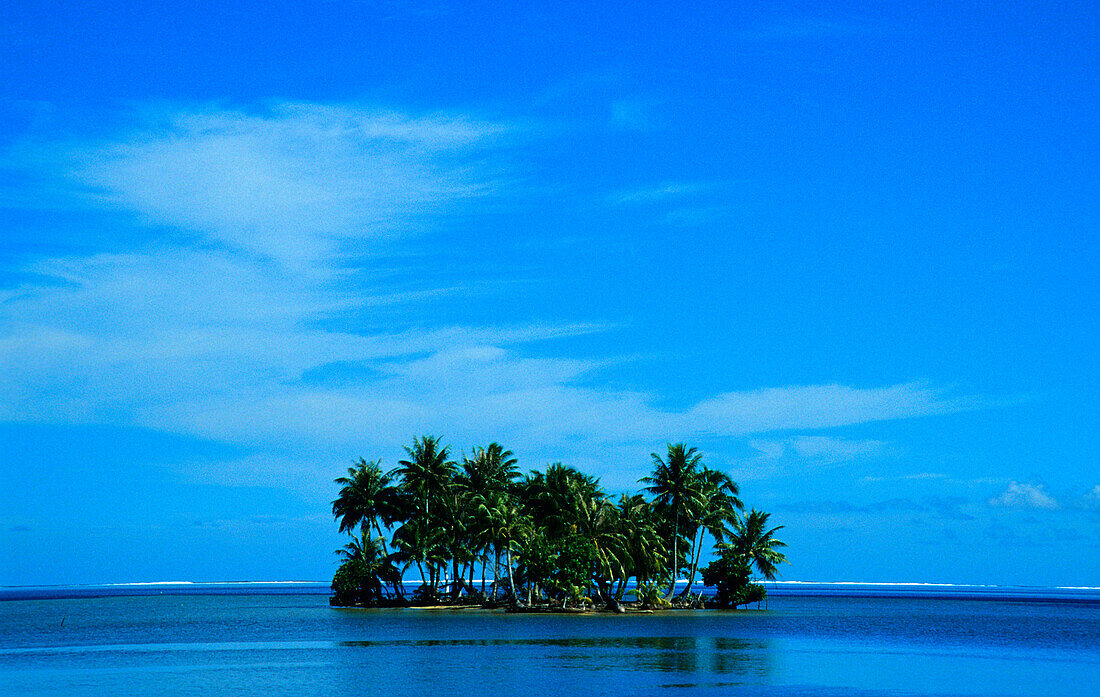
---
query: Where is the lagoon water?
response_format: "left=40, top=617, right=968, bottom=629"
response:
left=2, top=585, right=1098, bottom=697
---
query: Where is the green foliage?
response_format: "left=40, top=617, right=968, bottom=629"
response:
left=548, top=534, right=598, bottom=604
left=516, top=532, right=598, bottom=605
left=701, top=549, right=767, bottom=608
left=630, top=581, right=670, bottom=609
left=331, top=438, right=789, bottom=612
left=331, top=557, right=377, bottom=606
left=516, top=532, right=556, bottom=593
left=330, top=535, right=402, bottom=606
left=411, top=583, right=440, bottom=605
left=729, top=509, right=789, bottom=581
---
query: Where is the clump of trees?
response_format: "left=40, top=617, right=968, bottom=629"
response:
left=330, top=437, right=787, bottom=610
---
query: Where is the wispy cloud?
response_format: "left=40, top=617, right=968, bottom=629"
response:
left=860, top=473, right=1007, bottom=486
left=27, top=103, right=508, bottom=269
left=989, top=482, right=1059, bottom=510
left=609, top=99, right=658, bottom=131
left=861, top=472, right=948, bottom=483
left=1086, top=485, right=1100, bottom=508
left=689, top=383, right=976, bottom=435
left=775, top=495, right=975, bottom=521
left=607, top=181, right=731, bottom=227
left=608, top=182, right=711, bottom=206
left=750, top=435, right=887, bottom=462
left=1, top=102, right=985, bottom=492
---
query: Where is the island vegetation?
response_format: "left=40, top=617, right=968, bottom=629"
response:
left=330, top=437, right=787, bottom=611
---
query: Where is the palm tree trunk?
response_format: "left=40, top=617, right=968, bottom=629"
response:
left=665, top=509, right=680, bottom=599
left=504, top=543, right=518, bottom=604
left=452, top=557, right=461, bottom=599
left=681, top=527, right=704, bottom=598
left=481, top=549, right=488, bottom=596
left=492, top=547, right=501, bottom=600
left=374, top=520, right=389, bottom=556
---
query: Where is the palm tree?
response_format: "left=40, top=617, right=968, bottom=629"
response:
left=730, top=509, right=789, bottom=581
left=392, top=435, right=457, bottom=522
left=478, top=493, right=532, bottom=603
left=392, top=516, right=448, bottom=592
left=641, top=443, right=706, bottom=598
left=332, top=534, right=403, bottom=605
left=519, top=463, right=603, bottom=540
left=572, top=492, right=626, bottom=607
left=458, top=443, right=520, bottom=496
left=332, top=458, right=404, bottom=553
left=614, top=494, right=668, bottom=600
left=456, top=443, right=520, bottom=596
left=680, top=467, right=743, bottom=598
left=389, top=436, right=458, bottom=594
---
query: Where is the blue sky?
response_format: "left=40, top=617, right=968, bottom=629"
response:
left=1, top=1, right=1097, bottom=587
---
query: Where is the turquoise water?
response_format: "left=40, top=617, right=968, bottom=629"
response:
left=1, top=588, right=1098, bottom=696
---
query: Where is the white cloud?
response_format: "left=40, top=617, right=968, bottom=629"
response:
left=0, top=102, right=984, bottom=492
left=0, top=243, right=979, bottom=458
left=750, top=435, right=887, bottom=462
left=861, top=472, right=947, bottom=483
left=56, top=103, right=508, bottom=269
left=608, top=182, right=709, bottom=206
left=1084, top=485, right=1100, bottom=508
left=609, top=99, right=656, bottom=131
left=689, top=383, right=973, bottom=434
left=989, top=482, right=1059, bottom=510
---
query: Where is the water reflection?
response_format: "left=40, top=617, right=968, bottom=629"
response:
left=337, top=635, right=773, bottom=679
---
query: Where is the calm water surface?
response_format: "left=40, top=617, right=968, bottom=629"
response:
left=1, top=590, right=1097, bottom=696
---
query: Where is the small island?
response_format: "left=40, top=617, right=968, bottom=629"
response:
left=330, top=438, right=787, bottom=611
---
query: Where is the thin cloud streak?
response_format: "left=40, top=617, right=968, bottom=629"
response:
left=689, top=382, right=978, bottom=434
left=750, top=435, right=888, bottom=462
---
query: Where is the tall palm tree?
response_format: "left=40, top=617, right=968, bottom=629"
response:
left=614, top=494, right=668, bottom=600
left=641, top=443, right=706, bottom=598
left=518, top=463, right=602, bottom=540
left=458, top=442, right=520, bottom=496
left=572, top=492, right=626, bottom=606
left=392, top=516, right=448, bottom=590
left=392, top=435, right=457, bottom=521
left=474, top=491, right=532, bottom=602
left=456, top=443, right=520, bottom=595
left=680, top=467, right=743, bottom=597
left=332, top=458, right=404, bottom=552
left=730, top=509, right=789, bottom=581
left=390, top=436, right=458, bottom=593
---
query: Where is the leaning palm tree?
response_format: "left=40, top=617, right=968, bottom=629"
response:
left=680, top=467, right=743, bottom=598
left=641, top=443, right=706, bottom=598
left=730, top=509, right=789, bottom=581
